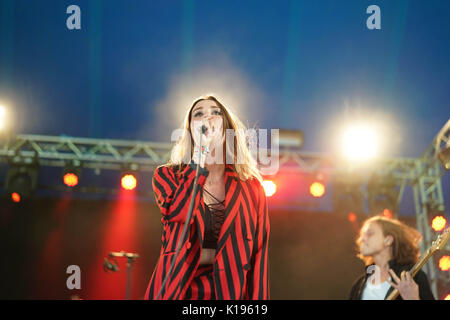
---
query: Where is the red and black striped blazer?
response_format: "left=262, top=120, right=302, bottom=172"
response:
left=145, top=163, right=270, bottom=300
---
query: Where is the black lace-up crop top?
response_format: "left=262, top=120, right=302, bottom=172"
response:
left=202, top=189, right=225, bottom=249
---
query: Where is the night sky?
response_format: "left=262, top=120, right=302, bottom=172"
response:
left=1, top=0, right=449, bottom=210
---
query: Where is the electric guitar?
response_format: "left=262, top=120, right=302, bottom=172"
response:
left=386, top=226, right=450, bottom=300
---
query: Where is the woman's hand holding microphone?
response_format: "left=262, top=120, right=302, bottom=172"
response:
left=192, top=117, right=223, bottom=168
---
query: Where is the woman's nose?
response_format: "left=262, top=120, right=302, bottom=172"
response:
left=204, top=115, right=214, bottom=123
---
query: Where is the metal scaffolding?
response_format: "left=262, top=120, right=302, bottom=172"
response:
left=0, top=119, right=449, bottom=298
left=412, top=119, right=450, bottom=297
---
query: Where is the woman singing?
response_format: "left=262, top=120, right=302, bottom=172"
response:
left=145, top=95, right=270, bottom=300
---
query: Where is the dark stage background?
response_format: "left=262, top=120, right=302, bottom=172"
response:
left=0, top=195, right=419, bottom=300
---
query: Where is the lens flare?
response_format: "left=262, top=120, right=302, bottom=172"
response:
left=262, top=180, right=276, bottom=197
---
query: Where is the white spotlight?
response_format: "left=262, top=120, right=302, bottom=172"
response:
left=342, top=124, right=378, bottom=161
left=0, top=105, right=6, bottom=130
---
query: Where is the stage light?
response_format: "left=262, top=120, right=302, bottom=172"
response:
left=438, top=147, right=450, bottom=171
left=348, top=212, right=357, bottom=223
left=63, top=160, right=81, bottom=188
left=62, top=160, right=82, bottom=188
left=278, top=129, right=304, bottom=148
left=0, top=105, right=6, bottom=131
left=438, top=256, right=450, bottom=272
left=262, top=180, right=276, bottom=197
left=5, top=160, right=39, bottom=202
left=121, top=173, right=137, bottom=191
left=431, top=216, right=447, bottom=232
left=341, top=124, right=378, bottom=161
left=445, top=294, right=450, bottom=300
left=11, top=192, right=21, bottom=203
left=382, top=209, right=393, bottom=219
left=310, top=181, right=325, bottom=198
left=6, top=172, right=32, bottom=200
left=120, top=163, right=139, bottom=191
left=63, top=173, right=79, bottom=187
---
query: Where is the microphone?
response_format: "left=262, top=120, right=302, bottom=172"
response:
left=103, top=257, right=119, bottom=272
left=201, top=124, right=207, bottom=134
left=109, top=251, right=140, bottom=259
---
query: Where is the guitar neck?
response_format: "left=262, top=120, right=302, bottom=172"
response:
left=385, top=226, right=449, bottom=300
left=410, top=250, right=433, bottom=278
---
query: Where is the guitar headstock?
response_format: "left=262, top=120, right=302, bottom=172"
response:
left=430, top=226, right=450, bottom=253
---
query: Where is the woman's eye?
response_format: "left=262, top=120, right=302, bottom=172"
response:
left=212, top=110, right=222, bottom=115
left=193, top=111, right=203, bottom=117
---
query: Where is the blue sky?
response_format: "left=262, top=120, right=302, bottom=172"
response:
left=1, top=0, right=449, bottom=211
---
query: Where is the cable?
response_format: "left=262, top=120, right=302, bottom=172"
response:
left=155, top=125, right=206, bottom=300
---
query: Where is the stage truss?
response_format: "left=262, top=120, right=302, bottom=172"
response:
left=0, top=119, right=449, bottom=298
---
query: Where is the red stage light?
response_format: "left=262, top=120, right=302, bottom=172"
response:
left=121, top=174, right=137, bottom=190
left=310, top=182, right=325, bottom=198
left=262, top=180, right=276, bottom=197
left=382, top=209, right=393, bottom=219
left=63, top=173, right=79, bottom=187
left=348, top=212, right=357, bottom=223
left=431, top=216, right=447, bottom=232
left=11, top=192, right=21, bottom=203
left=444, top=294, right=450, bottom=300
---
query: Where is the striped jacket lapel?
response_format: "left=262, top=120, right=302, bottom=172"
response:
left=216, top=166, right=241, bottom=256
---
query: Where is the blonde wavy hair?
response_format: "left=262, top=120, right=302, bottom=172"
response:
left=356, top=215, right=422, bottom=266
left=168, top=95, right=262, bottom=183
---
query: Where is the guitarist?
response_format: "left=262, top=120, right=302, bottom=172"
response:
left=349, top=215, right=435, bottom=300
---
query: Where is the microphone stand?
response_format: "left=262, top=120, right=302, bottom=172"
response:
left=109, top=251, right=139, bottom=300
left=155, top=125, right=206, bottom=299
left=125, top=256, right=134, bottom=300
